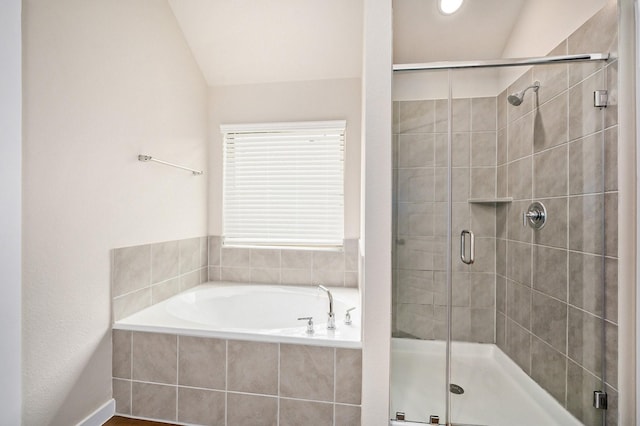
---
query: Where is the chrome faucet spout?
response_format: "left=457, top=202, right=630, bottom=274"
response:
left=318, top=285, right=336, bottom=330
left=318, top=285, right=334, bottom=313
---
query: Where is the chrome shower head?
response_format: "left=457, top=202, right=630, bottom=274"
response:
left=507, top=93, right=525, bottom=106
left=508, top=81, right=540, bottom=106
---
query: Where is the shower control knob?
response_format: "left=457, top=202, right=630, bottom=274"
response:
left=523, top=211, right=542, bottom=222
left=297, top=317, right=314, bottom=334
left=344, top=307, right=356, bottom=325
left=523, top=201, right=547, bottom=230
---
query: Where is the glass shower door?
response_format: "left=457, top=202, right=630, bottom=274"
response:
left=390, top=56, right=616, bottom=426
left=390, top=68, right=450, bottom=424
left=447, top=61, right=615, bottom=426
left=446, top=67, right=500, bottom=426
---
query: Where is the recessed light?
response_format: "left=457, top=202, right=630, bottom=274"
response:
left=438, top=0, right=464, bottom=15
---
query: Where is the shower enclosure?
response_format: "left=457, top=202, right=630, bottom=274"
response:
left=390, top=50, right=618, bottom=426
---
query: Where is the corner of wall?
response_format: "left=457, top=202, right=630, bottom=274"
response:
left=361, top=0, right=393, bottom=424
left=0, top=0, right=21, bottom=424
left=617, top=0, right=638, bottom=423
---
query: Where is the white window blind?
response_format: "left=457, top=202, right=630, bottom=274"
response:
left=221, top=121, right=345, bottom=248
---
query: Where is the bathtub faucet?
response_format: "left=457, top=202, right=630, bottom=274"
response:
left=317, top=285, right=336, bottom=330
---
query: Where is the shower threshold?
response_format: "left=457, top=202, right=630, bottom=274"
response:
left=389, top=338, right=582, bottom=426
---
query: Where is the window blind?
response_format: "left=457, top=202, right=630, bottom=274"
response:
left=221, top=121, right=345, bottom=248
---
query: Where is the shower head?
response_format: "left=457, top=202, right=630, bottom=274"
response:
left=508, top=81, right=541, bottom=106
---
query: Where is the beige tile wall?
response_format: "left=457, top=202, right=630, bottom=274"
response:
left=112, top=237, right=209, bottom=321
left=392, top=2, right=618, bottom=425
left=392, top=95, right=497, bottom=343
left=208, top=237, right=360, bottom=288
left=495, top=2, right=618, bottom=424
left=112, top=330, right=362, bottom=426
left=112, top=237, right=360, bottom=321
left=112, top=238, right=361, bottom=424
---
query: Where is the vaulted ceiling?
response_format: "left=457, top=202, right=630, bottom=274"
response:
left=168, top=0, right=363, bottom=86
left=167, top=0, right=606, bottom=88
left=392, top=0, right=527, bottom=64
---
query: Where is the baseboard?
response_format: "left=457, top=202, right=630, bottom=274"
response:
left=76, top=399, right=115, bottom=426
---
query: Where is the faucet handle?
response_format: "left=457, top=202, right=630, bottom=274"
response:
left=344, top=307, right=356, bottom=325
left=298, top=317, right=314, bottom=334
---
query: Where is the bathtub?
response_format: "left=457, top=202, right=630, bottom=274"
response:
left=114, top=282, right=361, bottom=348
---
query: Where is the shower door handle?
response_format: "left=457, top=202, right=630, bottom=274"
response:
left=460, top=230, right=475, bottom=265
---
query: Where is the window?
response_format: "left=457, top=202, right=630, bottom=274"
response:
left=221, top=121, right=345, bottom=248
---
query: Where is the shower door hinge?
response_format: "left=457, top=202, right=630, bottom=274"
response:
left=594, top=90, right=608, bottom=108
left=593, top=390, right=608, bottom=410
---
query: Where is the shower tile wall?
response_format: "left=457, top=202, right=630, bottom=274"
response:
left=495, top=2, right=618, bottom=425
left=392, top=97, right=497, bottom=343
left=392, top=2, right=618, bottom=424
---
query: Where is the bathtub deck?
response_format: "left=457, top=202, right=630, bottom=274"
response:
left=390, top=338, right=582, bottom=426
left=114, top=282, right=361, bottom=349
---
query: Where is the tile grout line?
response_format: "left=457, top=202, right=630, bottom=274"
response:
left=529, top=84, right=534, bottom=378
left=148, top=245, right=153, bottom=308
left=129, top=331, right=133, bottom=416
left=175, top=336, right=179, bottom=422
left=277, top=342, right=280, bottom=426
left=333, top=347, right=337, bottom=425
left=505, top=90, right=511, bottom=355
left=564, top=60, right=571, bottom=408
left=225, top=339, right=228, bottom=426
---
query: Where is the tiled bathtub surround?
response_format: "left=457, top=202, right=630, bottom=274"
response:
left=112, top=237, right=209, bottom=321
left=208, top=237, right=360, bottom=288
left=113, top=237, right=360, bottom=321
left=391, top=1, right=618, bottom=425
left=112, top=330, right=362, bottom=425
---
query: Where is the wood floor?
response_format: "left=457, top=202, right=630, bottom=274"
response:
left=104, top=416, right=177, bottom=426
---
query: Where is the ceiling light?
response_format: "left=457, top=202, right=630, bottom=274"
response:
left=438, top=0, right=464, bottom=15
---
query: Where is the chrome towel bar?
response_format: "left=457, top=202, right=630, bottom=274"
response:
left=138, top=154, right=203, bottom=176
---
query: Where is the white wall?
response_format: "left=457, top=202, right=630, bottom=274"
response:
left=0, top=0, right=22, bottom=423
left=22, top=1, right=208, bottom=424
left=167, top=0, right=363, bottom=87
left=208, top=79, right=362, bottom=239
left=361, top=0, right=393, bottom=423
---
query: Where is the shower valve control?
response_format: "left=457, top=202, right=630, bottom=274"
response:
left=344, top=307, right=356, bottom=325
left=297, top=317, right=314, bottom=334
left=523, top=201, right=547, bottom=230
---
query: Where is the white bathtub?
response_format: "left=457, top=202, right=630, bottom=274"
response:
left=114, top=282, right=361, bottom=348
